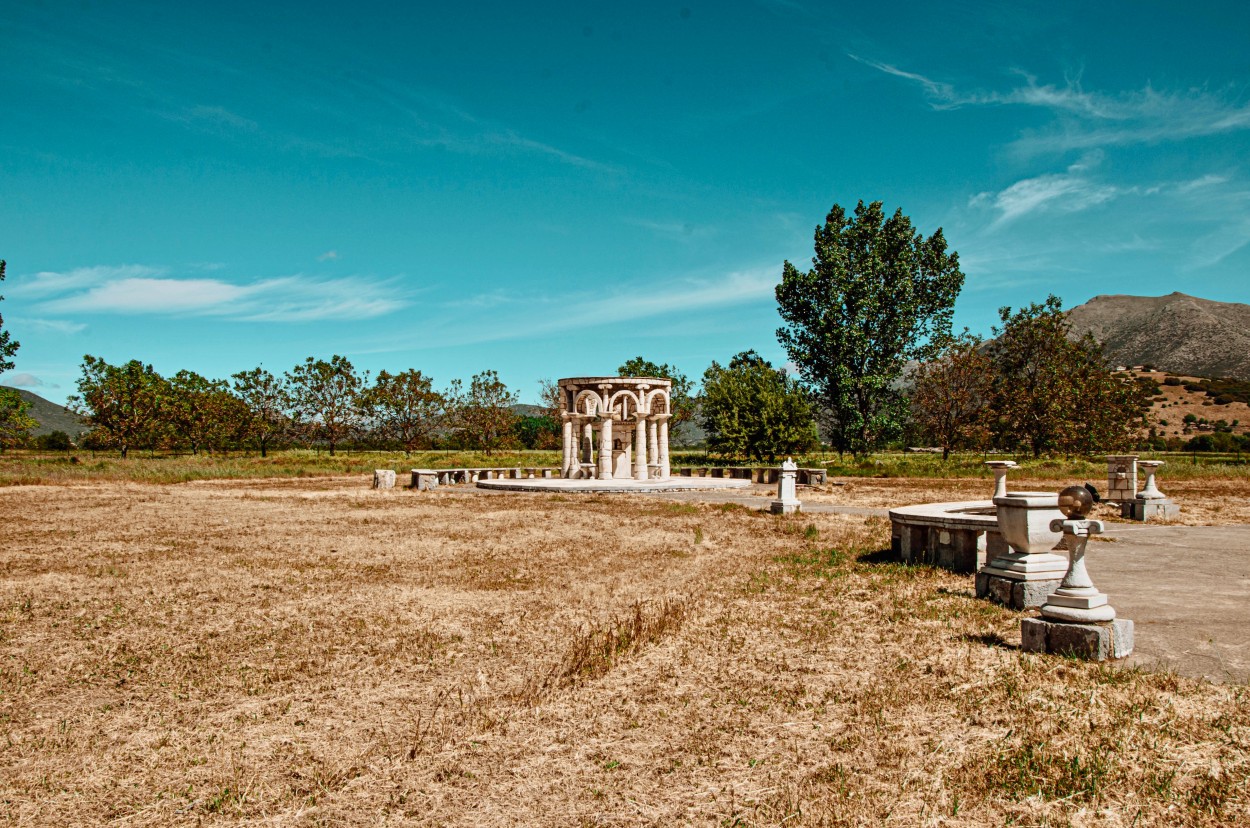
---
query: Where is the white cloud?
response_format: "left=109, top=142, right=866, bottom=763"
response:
left=22, top=266, right=408, bottom=322
left=4, top=372, right=44, bottom=387
left=317, top=250, right=340, bottom=262
left=974, top=173, right=1120, bottom=225
left=8, top=317, right=88, bottom=334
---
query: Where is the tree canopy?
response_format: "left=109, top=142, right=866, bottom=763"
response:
left=0, top=260, right=17, bottom=374
left=776, top=200, right=964, bottom=455
left=69, top=356, right=168, bottom=458
left=0, top=387, right=36, bottom=452
left=448, top=370, right=519, bottom=452
left=363, top=369, right=447, bottom=455
left=909, top=331, right=993, bottom=460
left=617, top=356, right=696, bottom=427
left=285, top=355, right=367, bottom=456
left=699, top=350, right=818, bottom=461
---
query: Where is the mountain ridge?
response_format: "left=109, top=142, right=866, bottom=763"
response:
left=1066, top=292, right=1250, bottom=380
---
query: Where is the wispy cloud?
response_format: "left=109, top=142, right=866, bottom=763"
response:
left=20, top=266, right=409, bottom=322
left=970, top=155, right=1122, bottom=225
left=317, top=250, right=340, bottom=262
left=4, top=372, right=45, bottom=387
left=8, top=317, right=88, bottom=334
left=852, top=56, right=1250, bottom=155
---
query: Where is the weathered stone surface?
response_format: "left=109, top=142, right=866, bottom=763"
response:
left=372, top=469, right=396, bottom=490
left=410, top=469, right=439, bottom=491
left=977, top=573, right=1060, bottom=610
left=1021, top=617, right=1134, bottom=661
left=1123, top=497, right=1180, bottom=522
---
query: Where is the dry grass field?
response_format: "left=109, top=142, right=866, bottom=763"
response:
left=2, top=477, right=1247, bottom=826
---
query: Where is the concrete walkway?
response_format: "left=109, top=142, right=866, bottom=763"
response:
left=1096, top=524, right=1250, bottom=684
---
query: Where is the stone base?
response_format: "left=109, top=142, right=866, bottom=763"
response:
left=1122, top=497, right=1179, bottom=522
left=770, top=499, right=800, bottom=515
left=1021, top=617, right=1134, bottom=661
left=976, top=572, right=1062, bottom=610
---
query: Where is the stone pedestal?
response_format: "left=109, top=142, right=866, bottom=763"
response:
left=1021, top=617, right=1134, bottom=661
left=977, top=492, right=1067, bottom=609
left=985, top=460, right=1017, bottom=499
left=1122, top=460, right=1180, bottom=521
left=770, top=458, right=801, bottom=515
left=1020, top=512, right=1134, bottom=661
left=373, top=469, right=396, bottom=489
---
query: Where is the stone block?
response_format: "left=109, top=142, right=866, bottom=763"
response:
left=410, top=469, right=438, bottom=491
left=1020, top=617, right=1134, bottom=661
left=976, top=573, right=1061, bottom=610
left=373, top=469, right=396, bottom=489
left=770, top=500, right=799, bottom=515
left=1123, top=497, right=1180, bottom=522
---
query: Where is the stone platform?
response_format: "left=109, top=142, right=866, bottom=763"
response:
left=1021, top=617, right=1134, bottom=661
left=475, top=477, right=752, bottom=494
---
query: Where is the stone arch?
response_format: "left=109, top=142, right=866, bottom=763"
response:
left=644, top=389, right=670, bottom=415
left=573, top=390, right=601, bottom=415
left=608, top=389, right=641, bottom=418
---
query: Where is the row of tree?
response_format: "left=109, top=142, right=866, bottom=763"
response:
left=65, top=357, right=521, bottom=457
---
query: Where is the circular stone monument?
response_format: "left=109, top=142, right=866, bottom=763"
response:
left=478, top=375, right=750, bottom=494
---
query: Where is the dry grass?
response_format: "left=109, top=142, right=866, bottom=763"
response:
left=1, top=478, right=1246, bottom=826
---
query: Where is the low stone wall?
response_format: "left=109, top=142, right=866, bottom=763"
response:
left=888, top=500, right=1007, bottom=573
left=672, top=466, right=827, bottom=485
left=411, top=467, right=560, bottom=487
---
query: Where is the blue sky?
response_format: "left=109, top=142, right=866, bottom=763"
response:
left=2, top=0, right=1248, bottom=405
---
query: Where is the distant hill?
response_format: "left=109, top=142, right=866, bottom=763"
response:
left=1066, top=292, right=1250, bottom=380
left=2, top=387, right=90, bottom=438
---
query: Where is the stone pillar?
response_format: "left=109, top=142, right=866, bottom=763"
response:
left=561, top=416, right=574, bottom=478
left=598, top=416, right=614, bottom=480
left=770, top=458, right=800, bottom=514
left=985, top=460, right=1018, bottom=499
left=583, top=422, right=594, bottom=465
left=1105, top=455, right=1138, bottom=504
left=634, top=414, right=648, bottom=480
left=1021, top=510, right=1134, bottom=661
left=658, top=416, right=670, bottom=478
left=647, top=419, right=658, bottom=466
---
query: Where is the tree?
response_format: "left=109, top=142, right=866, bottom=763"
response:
left=0, top=260, right=17, bottom=373
left=362, top=369, right=447, bottom=455
left=232, top=367, right=291, bottom=458
left=513, top=415, right=561, bottom=449
left=617, top=357, right=697, bottom=441
left=909, top=331, right=993, bottom=460
left=285, top=355, right=366, bottom=456
left=165, top=370, right=229, bottom=455
left=986, top=296, right=1151, bottom=456
left=68, top=356, right=168, bottom=458
left=0, top=387, right=36, bottom=452
left=448, top=370, right=518, bottom=452
left=775, top=200, right=964, bottom=455
left=699, top=350, right=818, bottom=461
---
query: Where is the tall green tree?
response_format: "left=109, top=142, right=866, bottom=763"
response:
left=776, top=200, right=964, bottom=455
left=231, top=367, right=291, bottom=458
left=448, top=370, right=518, bottom=452
left=0, top=260, right=17, bottom=373
left=909, top=331, right=993, bottom=460
left=285, top=355, right=367, bottom=456
left=617, top=356, right=696, bottom=441
left=165, top=370, right=229, bottom=455
left=986, top=296, right=1150, bottom=456
left=68, top=356, right=168, bottom=458
left=699, top=350, right=818, bottom=461
left=0, top=388, right=36, bottom=453
left=362, top=369, right=447, bottom=455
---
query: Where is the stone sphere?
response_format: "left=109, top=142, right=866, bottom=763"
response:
left=1057, top=485, right=1094, bottom=518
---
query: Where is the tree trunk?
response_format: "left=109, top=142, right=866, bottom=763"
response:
left=121, top=444, right=129, bottom=459
left=942, top=446, right=950, bottom=461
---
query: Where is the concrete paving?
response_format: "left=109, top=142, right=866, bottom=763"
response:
left=1095, top=524, right=1250, bottom=684
left=475, top=477, right=751, bottom=493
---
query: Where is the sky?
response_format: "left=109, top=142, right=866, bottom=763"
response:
left=2, top=0, right=1248, bottom=406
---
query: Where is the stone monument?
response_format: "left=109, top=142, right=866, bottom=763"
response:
left=558, top=377, right=672, bottom=481
left=1105, top=455, right=1138, bottom=505
left=1021, top=486, right=1134, bottom=661
left=1123, top=460, right=1179, bottom=521
left=976, top=488, right=1067, bottom=610
left=770, top=458, right=801, bottom=515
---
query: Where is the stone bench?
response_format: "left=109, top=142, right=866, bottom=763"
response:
left=888, top=500, right=1007, bottom=573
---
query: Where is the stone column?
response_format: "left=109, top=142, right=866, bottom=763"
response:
left=985, top=460, right=1018, bottom=499
left=770, top=458, right=800, bottom=514
left=583, top=422, right=594, bottom=465
left=647, top=419, right=658, bottom=466
left=634, top=414, right=648, bottom=480
left=658, top=415, right=670, bottom=478
left=598, top=416, right=614, bottom=480
left=561, top=416, right=574, bottom=478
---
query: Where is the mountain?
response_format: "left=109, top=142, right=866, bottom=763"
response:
left=2, top=387, right=90, bottom=438
left=1066, top=292, right=1250, bottom=380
